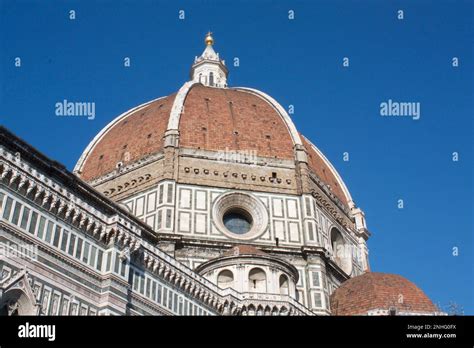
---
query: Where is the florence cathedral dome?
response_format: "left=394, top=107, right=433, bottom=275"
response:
left=69, top=34, right=373, bottom=315
left=0, top=24, right=445, bottom=318
left=74, top=43, right=351, bottom=212
left=53, top=33, right=436, bottom=315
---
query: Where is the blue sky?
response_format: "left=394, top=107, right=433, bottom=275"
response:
left=1, top=0, right=472, bottom=313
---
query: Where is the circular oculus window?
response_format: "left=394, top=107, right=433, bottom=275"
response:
left=213, top=192, right=268, bottom=240
left=223, top=208, right=253, bottom=234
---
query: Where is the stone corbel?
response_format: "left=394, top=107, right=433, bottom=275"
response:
left=9, top=170, right=19, bottom=185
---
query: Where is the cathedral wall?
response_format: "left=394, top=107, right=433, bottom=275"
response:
left=0, top=128, right=369, bottom=316
left=118, top=180, right=367, bottom=315
left=119, top=181, right=366, bottom=272
left=176, top=151, right=299, bottom=195
left=0, top=184, right=219, bottom=316
left=121, top=181, right=307, bottom=246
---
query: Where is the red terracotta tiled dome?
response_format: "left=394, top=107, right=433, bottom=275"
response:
left=78, top=94, right=177, bottom=182
left=179, top=85, right=294, bottom=160
left=330, top=272, right=438, bottom=315
left=75, top=83, right=351, bottom=207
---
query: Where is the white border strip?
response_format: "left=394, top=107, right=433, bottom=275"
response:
left=302, top=134, right=354, bottom=207
left=167, top=81, right=199, bottom=131
left=232, top=87, right=303, bottom=147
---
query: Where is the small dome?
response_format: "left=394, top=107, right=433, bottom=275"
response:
left=330, top=272, right=438, bottom=315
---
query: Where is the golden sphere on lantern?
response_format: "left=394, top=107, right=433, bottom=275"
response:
left=205, top=31, right=214, bottom=46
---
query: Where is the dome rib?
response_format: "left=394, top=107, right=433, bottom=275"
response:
left=232, top=87, right=303, bottom=148
left=301, top=135, right=353, bottom=208
left=177, top=84, right=296, bottom=160
left=167, top=81, right=198, bottom=131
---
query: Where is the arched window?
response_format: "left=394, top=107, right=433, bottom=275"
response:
left=0, top=289, right=35, bottom=316
left=330, top=228, right=344, bottom=263
left=247, top=304, right=256, bottom=316
left=209, top=72, right=214, bottom=86
left=199, top=73, right=202, bottom=83
left=217, top=270, right=234, bottom=289
left=279, top=274, right=289, bottom=295
left=330, top=227, right=352, bottom=275
left=248, top=268, right=266, bottom=292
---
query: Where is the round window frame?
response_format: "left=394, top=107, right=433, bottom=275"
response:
left=213, top=192, right=269, bottom=240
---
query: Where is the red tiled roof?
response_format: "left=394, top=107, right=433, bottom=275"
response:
left=80, top=93, right=176, bottom=181
left=77, top=84, right=351, bottom=207
left=330, top=272, right=438, bottom=315
left=179, top=85, right=295, bottom=160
